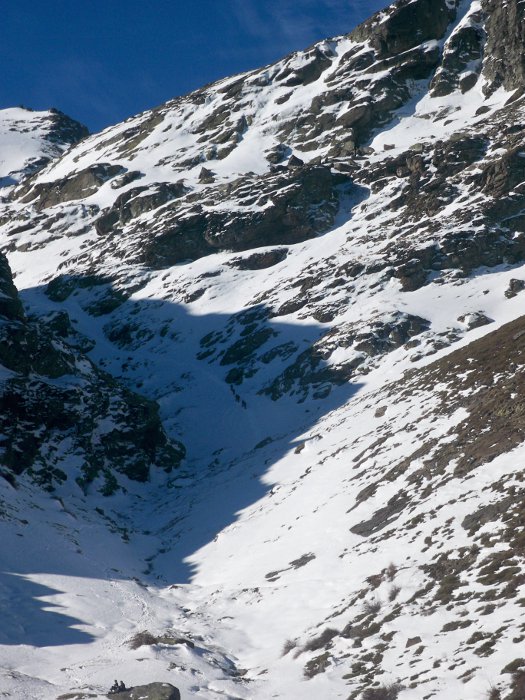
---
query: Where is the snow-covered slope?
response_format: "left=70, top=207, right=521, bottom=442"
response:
left=1, top=0, right=525, bottom=698
left=0, top=107, right=88, bottom=188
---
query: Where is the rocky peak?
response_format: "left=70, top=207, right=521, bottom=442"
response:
left=0, top=106, right=88, bottom=187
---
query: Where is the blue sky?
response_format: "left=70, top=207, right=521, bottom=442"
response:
left=2, top=1, right=388, bottom=133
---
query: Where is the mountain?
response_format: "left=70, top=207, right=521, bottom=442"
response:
left=1, top=0, right=525, bottom=698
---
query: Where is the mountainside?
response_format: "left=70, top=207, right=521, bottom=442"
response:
left=2, top=1, right=525, bottom=698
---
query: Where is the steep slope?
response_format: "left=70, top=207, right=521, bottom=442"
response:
left=1, top=0, right=525, bottom=698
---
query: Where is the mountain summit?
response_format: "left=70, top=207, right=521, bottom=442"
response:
left=1, top=1, right=525, bottom=698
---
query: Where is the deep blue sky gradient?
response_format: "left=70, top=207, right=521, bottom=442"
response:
left=1, top=1, right=387, bottom=133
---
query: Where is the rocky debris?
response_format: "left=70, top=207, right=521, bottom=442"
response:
left=106, top=683, right=180, bottom=700
left=0, top=253, right=184, bottom=493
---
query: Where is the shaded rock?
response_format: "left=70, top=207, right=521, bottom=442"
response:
left=266, top=143, right=290, bottom=164
left=141, top=165, right=350, bottom=268
left=287, top=155, right=304, bottom=168
left=0, top=253, right=24, bottom=320
left=0, top=258, right=184, bottom=493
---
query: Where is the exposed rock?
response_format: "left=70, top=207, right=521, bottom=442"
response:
left=457, top=311, right=493, bottom=330
left=140, top=166, right=350, bottom=267
left=505, top=278, right=525, bottom=299
left=229, top=248, right=288, bottom=270
left=96, top=181, right=188, bottom=234
left=110, top=170, right=144, bottom=189
left=483, top=0, right=525, bottom=95
left=350, top=0, right=454, bottom=58
left=431, top=12, right=485, bottom=96
left=107, top=683, right=180, bottom=700
left=198, top=166, right=215, bottom=183
left=19, top=163, right=125, bottom=210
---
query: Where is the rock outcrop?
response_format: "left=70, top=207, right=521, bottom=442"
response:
left=107, top=683, right=181, bottom=700
left=0, top=253, right=184, bottom=493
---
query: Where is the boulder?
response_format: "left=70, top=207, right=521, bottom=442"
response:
left=505, top=279, right=525, bottom=299
left=107, top=683, right=180, bottom=700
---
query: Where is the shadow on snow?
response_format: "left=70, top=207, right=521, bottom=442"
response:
left=0, top=272, right=363, bottom=645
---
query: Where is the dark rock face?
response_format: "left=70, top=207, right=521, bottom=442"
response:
left=107, top=683, right=180, bottom=700
left=134, top=166, right=349, bottom=267
left=431, top=12, right=485, bottom=96
left=46, top=108, right=89, bottom=146
left=18, top=163, right=124, bottom=210
left=0, top=254, right=184, bottom=493
left=483, top=0, right=525, bottom=96
left=229, top=248, right=288, bottom=270
left=0, top=254, right=24, bottom=320
left=95, top=181, right=187, bottom=234
left=505, top=278, right=525, bottom=299
left=351, top=0, right=454, bottom=58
